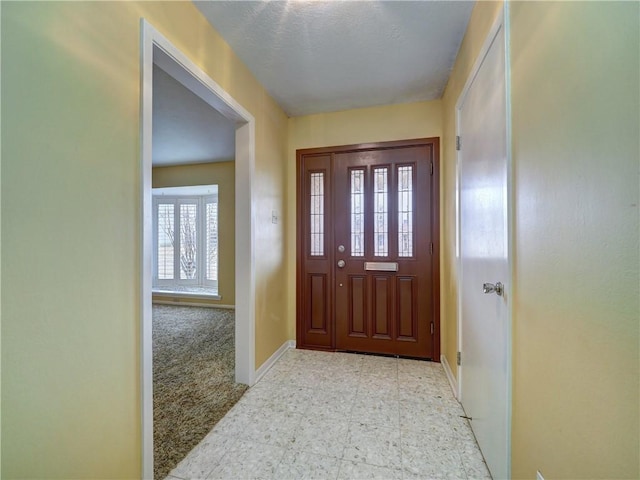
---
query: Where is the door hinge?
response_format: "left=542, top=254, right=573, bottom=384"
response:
left=430, top=161, right=434, bottom=176
left=431, top=322, right=434, bottom=335
left=429, top=242, right=433, bottom=255
left=457, top=351, right=462, bottom=366
left=456, top=136, right=461, bottom=151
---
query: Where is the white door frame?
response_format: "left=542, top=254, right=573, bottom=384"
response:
left=455, top=2, right=513, bottom=474
left=140, top=19, right=256, bottom=479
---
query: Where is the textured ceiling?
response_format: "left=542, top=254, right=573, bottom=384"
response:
left=195, top=0, right=474, bottom=117
left=152, top=64, right=236, bottom=167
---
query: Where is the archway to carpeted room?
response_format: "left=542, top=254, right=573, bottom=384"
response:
left=149, top=65, right=245, bottom=480
left=142, top=26, right=255, bottom=479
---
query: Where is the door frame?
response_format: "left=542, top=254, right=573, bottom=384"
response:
left=455, top=2, right=513, bottom=474
left=296, top=138, right=440, bottom=360
left=140, top=20, right=256, bottom=479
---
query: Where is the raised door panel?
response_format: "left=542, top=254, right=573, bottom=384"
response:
left=372, top=275, right=392, bottom=340
left=308, top=274, right=328, bottom=333
left=397, top=276, right=417, bottom=341
left=348, top=275, right=367, bottom=337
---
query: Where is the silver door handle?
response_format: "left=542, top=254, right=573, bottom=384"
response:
left=483, top=282, right=503, bottom=296
left=337, top=260, right=346, bottom=268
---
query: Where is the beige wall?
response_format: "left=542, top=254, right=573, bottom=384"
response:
left=287, top=101, right=443, bottom=340
left=442, top=1, right=639, bottom=478
left=509, top=2, right=639, bottom=478
left=153, top=162, right=235, bottom=307
left=1, top=2, right=288, bottom=477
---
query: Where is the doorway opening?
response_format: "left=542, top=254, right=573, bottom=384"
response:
left=140, top=20, right=256, bottom=478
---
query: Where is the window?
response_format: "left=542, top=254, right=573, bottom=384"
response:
left=309, top=172, right=325, bottom=256
left=373, top=167, right=389, bottom=257
left=153, top=185, right=219, bottom=295
left=398, top=165, right=414, bottom=257
left=350, top=169, right=365, bottom=257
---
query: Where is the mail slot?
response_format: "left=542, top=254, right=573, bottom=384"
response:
left=364, top=262, right=399, bottom=272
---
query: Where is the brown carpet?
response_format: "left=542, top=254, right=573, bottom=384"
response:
left=153, top=305, right=248, bottom=480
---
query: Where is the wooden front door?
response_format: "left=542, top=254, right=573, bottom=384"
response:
left=297, top=139, right=439, bottom=359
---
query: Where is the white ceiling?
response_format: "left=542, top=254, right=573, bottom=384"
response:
left=194, top=0, right=475, bottom=117
left=152, top=1, right=475, bottom=166
left=152, top=64, right=236, bottom=167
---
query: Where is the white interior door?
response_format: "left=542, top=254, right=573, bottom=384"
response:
left=457, top=13, right=511, bottom=480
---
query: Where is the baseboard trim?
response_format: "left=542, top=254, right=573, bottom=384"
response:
left=152, top=300, right=235, bottom=309
left=254, top=340, right=296, bottom=384
left=152, top=291, right=221, bottom=301
left=441, top=354, right=459, bottom=399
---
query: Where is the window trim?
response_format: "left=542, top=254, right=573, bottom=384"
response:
left=152, top=187, right=219, bottom=294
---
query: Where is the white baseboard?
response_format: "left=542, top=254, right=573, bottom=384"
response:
left=441, top=354, right=459, bottom=399
left=254, top=340, right=296, bottom=384
left=152, top=291, right=222, bottom=301
left=152, top=300, right=235, bottom=309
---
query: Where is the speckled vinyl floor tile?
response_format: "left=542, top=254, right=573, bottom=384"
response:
left=164, top=350, right=492, bottom=480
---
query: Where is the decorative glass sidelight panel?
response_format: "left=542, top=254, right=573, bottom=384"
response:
left=310, top=172, right=325, bottom=256
left=157, top=203, right=175, bottom=279
left=350, top=169, right=365, bottom=257
left=373, top=167, right=389, bottom=257
left=398, top=165, right=414, bottom=257
left=179, top=203, right=198, bottom=279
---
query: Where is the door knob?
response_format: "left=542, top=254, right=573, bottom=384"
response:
left=337, top=260, right=346, bottom=268
left=483, top=282, right=503, bottom=296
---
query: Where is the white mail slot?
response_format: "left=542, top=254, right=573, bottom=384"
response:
left=364, top=262, right=399, bottom=272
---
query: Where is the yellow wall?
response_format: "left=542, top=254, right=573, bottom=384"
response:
left=442, top=1, right=639, bottom=478
left=509, top=2, right=639, bottom=478
left=3, top=1, right=638, bottom=478
left=152, top=162, right=236, bottom=307
left=0, top=5, right=3, bottom=473
left=1, top=2, right=288, bottom=477
left=287, top=101, right=443, bottom=340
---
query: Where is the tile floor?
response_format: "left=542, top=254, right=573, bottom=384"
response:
left=166, top=349, right=492, bottom=480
